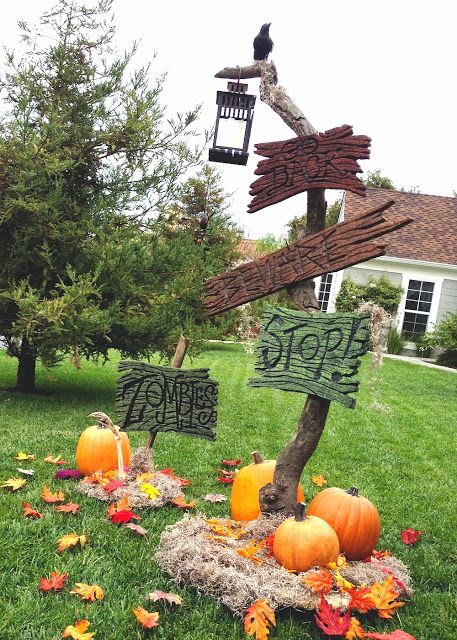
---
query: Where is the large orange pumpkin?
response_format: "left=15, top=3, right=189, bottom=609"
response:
left=273, top=502, right=340, bottom=572
left=76, top=412, right=131, bottom=477
left=230, top=451, right=304, bottom=521
left=307, top=486, right=380, bottom=560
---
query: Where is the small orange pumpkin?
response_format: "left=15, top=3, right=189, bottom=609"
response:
left=307, top=486, right=380, bottom=560
left=273, top=502, right=340, bottom=572
left=76, top=412, right=131, bottom=477
left=230, top=451, right=305, bottom=521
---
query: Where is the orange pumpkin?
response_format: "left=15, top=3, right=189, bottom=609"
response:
left=76, top=412, right=131, bottom=477
left=273, top=502, right=340, bottom=572
left=307, top=486, right=380, bottom=560
left=230, top=451, right=304, bottom=521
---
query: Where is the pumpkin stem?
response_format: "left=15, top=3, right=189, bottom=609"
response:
left=251, top=451, right=264, bottom=465
left=294, top=501, right=307, bottom=522
left=347, top=486, right=359, bottom=497
left=88, top=412, right=125, bottom=480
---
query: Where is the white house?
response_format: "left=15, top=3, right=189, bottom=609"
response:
left=316, top=188, right=457, bottom=338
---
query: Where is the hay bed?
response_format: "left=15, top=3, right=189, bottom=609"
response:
left=77, top=447, right=183, bottom=508
left=155, top=514, right=412, bottom=615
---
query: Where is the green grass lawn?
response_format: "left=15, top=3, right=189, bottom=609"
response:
left=0, top=344, right=456, bottom=639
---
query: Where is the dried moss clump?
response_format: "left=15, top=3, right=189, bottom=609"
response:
left=77, top=447, right=183, bottom=508
left=155, top=514, right=412, bottom=615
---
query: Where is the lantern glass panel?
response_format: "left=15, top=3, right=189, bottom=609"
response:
left=215, top=117, right=246, bottom=150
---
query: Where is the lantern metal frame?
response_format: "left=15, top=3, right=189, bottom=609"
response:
left=208, top=81, right=256, bottom=166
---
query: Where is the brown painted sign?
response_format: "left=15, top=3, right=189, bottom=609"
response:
left=205, top=201, right=412, bottom=316
left=116, top=361, right=218, bottom=440
left=248, top=125, right=371, bottom=213
left=249, top=306, right=370, bottom=408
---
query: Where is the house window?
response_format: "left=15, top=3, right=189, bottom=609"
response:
left=318, top=273, right=333, bottom=311
left=402, top=279, right=434, bottom=337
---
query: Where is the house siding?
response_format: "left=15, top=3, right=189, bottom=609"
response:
left=344, top=267, right=403, bottom=287
left=436, top=278, right=457, bottom=324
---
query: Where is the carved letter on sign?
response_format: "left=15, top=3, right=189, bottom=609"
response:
left=116, top=361, right=218, bottom=440
left=249, top=307, right=370, bottom=408
left=248, top=125, right=371, bottom=213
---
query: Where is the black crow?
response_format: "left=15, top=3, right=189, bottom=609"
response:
left=253, top=23, right=273, bottom=61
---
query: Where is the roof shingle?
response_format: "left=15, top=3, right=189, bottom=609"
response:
left=344, top=189, right=457, bottom=265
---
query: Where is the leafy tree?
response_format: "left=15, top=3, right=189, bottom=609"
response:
left=335, top=276, right=403, bottom=316
left=255, top=234, right=282, bottom=256
left=363, top=169, right=395, bottom=190
left=287, top=196, right=342, bottom=242
left=0, top=1, right=233, bottom=392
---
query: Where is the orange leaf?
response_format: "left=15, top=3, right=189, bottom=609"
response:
left=107, top=494, right=130, bottom=518
left=148, top=590, right=182, bottom=605
left=39, top=571, right=68, bottom=592
left=57, top=533, right=87, bottom=554
left=236, top=539, right=265, bottom=565
left=44, top=453, right=68, bottom=465
left=345, top=616, right=365, bottom=639
left=347, top=585, right=375, bottom=613
left=83, top=470, right=117, bottom=486
left=133, top=606, right=160, bottom=628
left=2, top=477, right=27, bottom=491
left=327, top=554, right=348, bottom=570
left=56, top=502, right=80, bottom=514
left=62, top=619, right=95, bottom=640
left=264, top=532, right=275, bottom=557
left=312, top=474, right=328, bottom=487
left=205, top=518, right=246, bottom=539
left=172, top=495, right=197, bottom=509
left=244, top=599, right=276, bottom=640
left=303, top=569, right=333, bottom=594
left=22, top=501, right=44, bottom=519
left=70, top=583, right=104, bottom=601
left=369, top=575, right=405, bottom=619
left=41, top=485, right=65, bottom=503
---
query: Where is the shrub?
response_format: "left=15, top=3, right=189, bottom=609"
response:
left=427, top=311, right=457, bottom=368
left=386, top=328, right=407, bottom=354
left=335, top=276, right=404, bottom=316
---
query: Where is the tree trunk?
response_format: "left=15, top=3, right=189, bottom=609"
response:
left=16, top=338, right=37, bottom=394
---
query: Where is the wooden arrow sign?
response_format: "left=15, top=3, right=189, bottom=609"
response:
left=204, top=201, right=412, bottom=316
left=248, top=125, right=371, bottom=213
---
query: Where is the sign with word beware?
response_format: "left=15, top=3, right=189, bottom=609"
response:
left=248, top=124, right=371, bottom=213
left=205, top=201, right=412, bottom=317
left=116, top=361, right=218, bottom=440
left=249, top=307, right=370, bottom=408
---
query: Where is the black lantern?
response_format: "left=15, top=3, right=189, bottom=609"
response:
left=208, top=81, right=256, bottom=166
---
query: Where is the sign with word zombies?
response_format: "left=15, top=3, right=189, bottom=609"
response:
left=248, top=125, right=371, bottom=213
left=249, top=307, right=370, bottom=408
left=116, top=361, right=218, bottom=440
left=205, top=201, right=412, bottom=316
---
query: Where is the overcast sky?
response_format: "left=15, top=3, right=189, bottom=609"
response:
left=1, top=0, right=456, bottom=238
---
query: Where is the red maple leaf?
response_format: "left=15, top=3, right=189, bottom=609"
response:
left=365, top=631, right=416, bottom=640
left=22, top=501, right=44, bottom=519
left=217, top=476, right=235, bottom=484
left=103, top=479, right=125, bottom=494
left=221, top=458, right=241, bottom=467
left=346, top=585, right=375, bottom=613
left=400, top=529, right=424, bottom=545
left=314, top=596, right=351, bottom=636
left=39, top=571, right=68, bottom=592
left=110, top=509, right=141, bottom=524
left=264, top=532, right=275, bottom=557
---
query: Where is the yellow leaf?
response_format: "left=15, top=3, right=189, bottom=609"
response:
left=244, top=599, right=276, bottom=640
left=62, top=619, right=95, bottom=640
left=334, top=570, right=354, bottom=592
left=236, top=539, right=265, bottom=565
left=57, top=533, right=87, bottom=554
left=311, top=474, right=327, bottom=487
left=345, top=616, right=364, bottom=639
left=369, top=575, right=405, bottom=618
left=133, top=606, right=160, bottom=628
left=1, top=477, right=27, bottom=491
left=44, top=453, right=62, bottom=464
left=15, top=451, right=36, bottom=461
left=140, top=483, right=161, bottom=500
left=327, top=554, right=348, bottom=570
left=70, top=583, right=104, bottom=601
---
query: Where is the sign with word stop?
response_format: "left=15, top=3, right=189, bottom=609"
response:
left=249, top=306, right=370, bottom=408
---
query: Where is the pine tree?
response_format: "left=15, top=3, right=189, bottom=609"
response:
left=0, top=1, right=235, bottom=392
